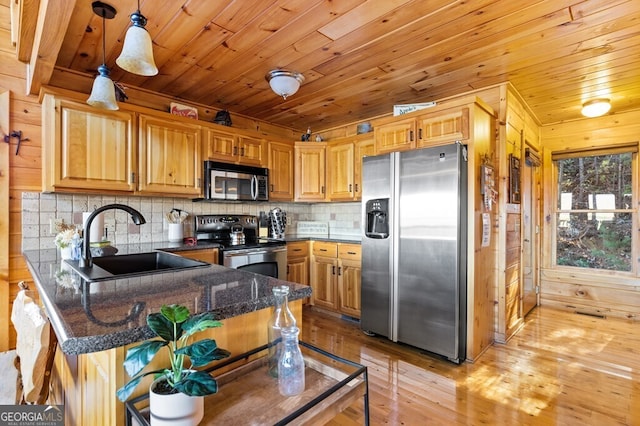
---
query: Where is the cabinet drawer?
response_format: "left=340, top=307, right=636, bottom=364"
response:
left=312, top=241, right=337, bottom=258
left=338, top=244, right=361, bottom=261
left=287, top=241, right=309, bottom=257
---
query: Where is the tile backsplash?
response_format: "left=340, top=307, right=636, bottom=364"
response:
left=22, top=192, right=361, bottom=250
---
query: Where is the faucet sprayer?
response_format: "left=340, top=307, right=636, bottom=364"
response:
left=79, top=204, right=146, bottom=268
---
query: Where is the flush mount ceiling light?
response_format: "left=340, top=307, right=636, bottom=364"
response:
left=116, top=0, right=158, bottom=76
left=581, top=98, right=611, bottom=118
left=265, top=69, right=305, bottom=100
left=87, top=1, right=119, bottom=110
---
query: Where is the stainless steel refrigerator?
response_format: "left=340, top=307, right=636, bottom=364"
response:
left=361, top=143, right=467, bottom=363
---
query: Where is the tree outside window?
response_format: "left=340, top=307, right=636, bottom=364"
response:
left=555, top=151, right=634, bottom=272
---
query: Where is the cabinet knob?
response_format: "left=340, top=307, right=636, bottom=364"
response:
left=349, top=184, right=352, bottom=192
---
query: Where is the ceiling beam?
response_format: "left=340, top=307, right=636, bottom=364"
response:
left=11, top=0, right=41, bottom=62
left=25, top=0, right=76, bottom=96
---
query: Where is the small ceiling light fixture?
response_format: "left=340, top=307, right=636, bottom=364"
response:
left=87, top=1, right=119, bottom=110
left=116, top=0, right=158, bottom=76
left=265, top=69, right=305, bottom=100
left=581, top=98, right=611, bottom=118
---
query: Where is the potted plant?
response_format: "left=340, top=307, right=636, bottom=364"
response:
left=116, top=304, right=230, bottom=425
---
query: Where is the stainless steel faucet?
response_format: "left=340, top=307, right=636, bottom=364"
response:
left=79, top=204, right=146, bottom=268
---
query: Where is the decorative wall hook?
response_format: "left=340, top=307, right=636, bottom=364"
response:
left=3, top=130, right=30, bottom=155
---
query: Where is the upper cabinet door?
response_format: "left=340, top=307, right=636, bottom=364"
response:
left=375, top=117, right=416, bottom=154
left=237, top=136, right=266, bottom=166
left=42, top=95, right=136, bottom=193
left=416, top=107, right=469, bottom=147
left=295, top=143, right=327, bottom=202
left=327, top=141, right=355, bottom=201
left=268, top=141, right=294, bottom=201
left=138, top=114, right=201, bottom=196
left=353, top=136, right=375, bottom=201
left=204, top=129, right=237, bottom=163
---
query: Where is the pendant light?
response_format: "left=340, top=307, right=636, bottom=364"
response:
left=265, top=69, right=305, bottom=100
left=87, top=1, right=119, bottom=110
left=116, top=0, right=158, bottom=76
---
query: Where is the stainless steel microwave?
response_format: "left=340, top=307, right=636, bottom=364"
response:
left=203, top=161, right=269, bottom=201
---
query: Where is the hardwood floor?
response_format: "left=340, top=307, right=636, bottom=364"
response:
left=301, top=306, right=640, bottom=425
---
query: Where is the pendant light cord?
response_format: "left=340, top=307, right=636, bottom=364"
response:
left=101, top=9, right=106, bottom=66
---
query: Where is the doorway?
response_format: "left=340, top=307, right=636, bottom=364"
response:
left=522, top=145, right=540, bottom=316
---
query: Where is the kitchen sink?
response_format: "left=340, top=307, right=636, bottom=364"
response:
left=64, top=251, right=210, bottom=282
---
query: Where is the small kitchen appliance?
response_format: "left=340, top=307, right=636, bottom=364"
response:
left=202, top=161, right=269, bottom=201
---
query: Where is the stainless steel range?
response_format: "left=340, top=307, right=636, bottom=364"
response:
left=194, top=214, right=286, bottom=279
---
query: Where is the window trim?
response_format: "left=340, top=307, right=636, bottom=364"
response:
left=551, top=146, right=637, bottom=275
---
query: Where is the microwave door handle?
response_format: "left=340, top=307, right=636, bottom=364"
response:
left=251, top=175, right=258, bottom=200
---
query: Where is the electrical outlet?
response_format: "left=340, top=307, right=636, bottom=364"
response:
left=50, top=218, right=65, bottom=235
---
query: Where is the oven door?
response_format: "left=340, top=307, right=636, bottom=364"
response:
left=222, top=246, right=286, bottom=279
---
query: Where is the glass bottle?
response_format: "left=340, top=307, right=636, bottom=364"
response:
left=267, top=285, right=297, bottom=377
left=278, top=326, right=305, bottom=397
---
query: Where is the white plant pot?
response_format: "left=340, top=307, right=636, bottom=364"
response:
left=149, top=377, right=204, bottom=426
left=60, top=246, right=72, bottom=260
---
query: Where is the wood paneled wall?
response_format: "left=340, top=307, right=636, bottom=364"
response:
left=540, top=110, right=640, bottom=319
left=0, top=45, right=42, bottom=350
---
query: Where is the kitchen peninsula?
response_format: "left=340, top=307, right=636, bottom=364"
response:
left=23, top=245, right=311, bottom=426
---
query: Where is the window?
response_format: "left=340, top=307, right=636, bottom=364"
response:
left=554, top=149, right=635, bottom=272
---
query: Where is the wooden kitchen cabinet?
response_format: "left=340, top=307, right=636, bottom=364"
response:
left=375, top=106, right=469, bottom=155
left=176, top=248, right=219, bottom=264
left=295, top=143, right=327, bottom=202
left=310, top=241, right=361, bottom=318
left=204, top=128, right=265, bottom=167
left=337, top=244, right=362, bottom=318
left=351, top=135, right=375, bottom=201
left=287, top=241, right=309, bottom=286
left=416, top=107, right=469, bottom=147
left=268, top=140, right=295, bottom=201
left=138, top=114, right=202, bottom=196
left=327, top=141, right=355, bottom=201
left=318, top=134, right=375, bottom=202
left=42, top=94, right=136, bottom=193
left=375, top=116, right=416, bottom=154
left=310, top=242, right=338, bottom=310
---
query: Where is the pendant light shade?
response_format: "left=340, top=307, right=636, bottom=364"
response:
left=87, top=2, right=119, bottom=110
left=581, top=98, right=611, bottom=118
left=265, top=69, right=304, bottom=100
left=87, top=65, right=119, bottom=110
left=116, top=3, right=158, bottom=76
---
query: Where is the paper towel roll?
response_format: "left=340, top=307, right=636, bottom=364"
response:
left=83, top=212, right=105, bottom=243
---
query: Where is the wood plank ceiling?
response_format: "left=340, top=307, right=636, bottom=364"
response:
left=20, top=0, right=640, bottom=131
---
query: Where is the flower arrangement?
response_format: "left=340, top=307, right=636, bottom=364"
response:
left=53, top=223, right=78, bottom=249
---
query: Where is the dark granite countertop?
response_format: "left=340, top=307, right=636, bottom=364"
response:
left=23, top=244, right=311, bottom=356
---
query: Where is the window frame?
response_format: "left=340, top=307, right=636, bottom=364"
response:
left=551, top=145, right=638, bottom=275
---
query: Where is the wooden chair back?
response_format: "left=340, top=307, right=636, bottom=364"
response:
left=10, top=282, right=57, bottom=404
